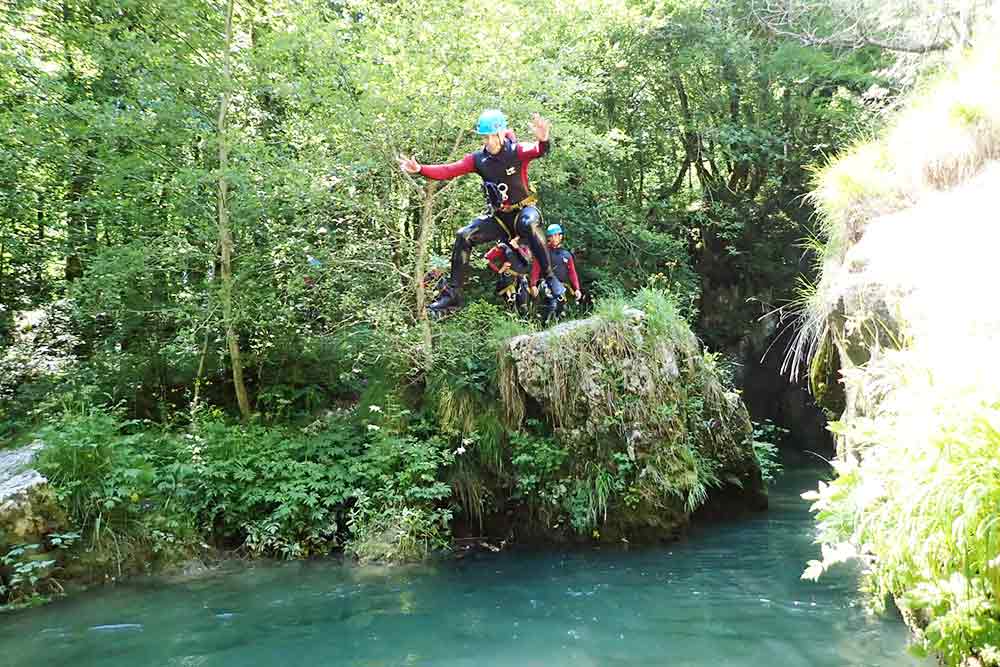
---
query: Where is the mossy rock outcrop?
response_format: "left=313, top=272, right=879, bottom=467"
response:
left=494, top=294, right=766, bottom=541
left=0, top=442, right=66, bottom=548
left=0, top=441, right=70, bottom=603
left=815, top=162, right=1000, bottom=456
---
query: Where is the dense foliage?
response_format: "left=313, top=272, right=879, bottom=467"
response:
left=0, top=0, right=886, bottom=610
left=1, top=0, right=881, bottom=415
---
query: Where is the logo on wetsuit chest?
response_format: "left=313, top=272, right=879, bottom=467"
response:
left=505, top=166, right=516, bottom=175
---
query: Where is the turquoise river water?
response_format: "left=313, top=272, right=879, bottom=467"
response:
left=1, top=465, right=929, bottom=666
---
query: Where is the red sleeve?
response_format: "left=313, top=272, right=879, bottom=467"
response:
left=566, top=255, right=580, bottom=292
left=419, top=154, right=475, bottom=180
left=516, top=140, right=550, bottom=161
left=485, top=246, right=504, bottom=273
left=529, top=258, right=541, bottom=287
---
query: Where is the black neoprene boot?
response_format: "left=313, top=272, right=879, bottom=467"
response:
left=429, top=285, right=463, bottom=313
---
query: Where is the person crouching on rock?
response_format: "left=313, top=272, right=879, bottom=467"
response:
left=530, top=223, right=581, bottom=324
left=486, top=237, right=533, bottom=314
left=397, top=109, right=565, bottom=316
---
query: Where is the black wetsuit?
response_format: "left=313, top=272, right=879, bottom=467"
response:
left=418, top=136, right=556, bottom=294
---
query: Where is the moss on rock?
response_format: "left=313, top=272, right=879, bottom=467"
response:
left=494, top=290, right=765, bottom=541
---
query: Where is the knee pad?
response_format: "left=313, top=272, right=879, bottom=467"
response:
left=455, top=225, right=475, bottom=247
left=515, top=207, right=542, bottom=235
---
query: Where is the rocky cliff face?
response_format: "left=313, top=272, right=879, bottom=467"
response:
left=798, top=42, right=1000, bottom=662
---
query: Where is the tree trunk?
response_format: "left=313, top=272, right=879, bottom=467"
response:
left=217, top=0, right=251, bottom=420
left=411, top=129, right=465, bottom=368
left=62, top=0, right=86, bottom=282
left=413, top=181, right=439, bottom=366
left=36, top=204, right=45, bottom=288
left=0, top=236, right=6, bottom=306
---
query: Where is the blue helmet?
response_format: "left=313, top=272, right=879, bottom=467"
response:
left=476, top=109, right=507, bottom=135
left=546, top=223, right=563, bottom=237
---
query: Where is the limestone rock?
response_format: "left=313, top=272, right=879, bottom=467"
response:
left=498, top=304, right=766, bottom=540
left=0, top=441, right=66, bottom=546
left=820, top=162, right=1000, bottom=455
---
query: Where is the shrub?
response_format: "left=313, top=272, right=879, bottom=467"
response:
left=34, top=410, right=199, bottom=573
left=188, top=415, right=365, bottom=558
left=749, top=420, right=786, bottom=485
left=344, top=407, right=455, bottom=562
left=802, top=345, right=1000, bottom=665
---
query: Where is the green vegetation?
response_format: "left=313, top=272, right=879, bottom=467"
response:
left=798, top=33, right=1000, bottom=666
left=803, top=347, right=1000, bottom=664
left=749, top=420, right=786, bottom=486
left=10, top=403, right=456, bottom=575
left=0, top=0, right=896, bottom=611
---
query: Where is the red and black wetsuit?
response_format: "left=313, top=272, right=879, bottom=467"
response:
left=485, top=242, right=532, bottom=311
left=529, top=246, right=579, bottom=293
left=531, top=244, right=580, bottom=322
left=418, top=133, right=556, bottom=293
left=485, top=242, right=532, bottom=275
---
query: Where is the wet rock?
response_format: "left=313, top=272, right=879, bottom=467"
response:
left=0, top=441, right=66, bottom=546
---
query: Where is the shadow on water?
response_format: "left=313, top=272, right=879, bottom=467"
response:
left=0, top=458, right=929, bottom=667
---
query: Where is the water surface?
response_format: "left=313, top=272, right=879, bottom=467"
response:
left=1, top=466, right=928, bottom=666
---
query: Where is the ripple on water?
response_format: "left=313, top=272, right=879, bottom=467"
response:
left=89, top=623, right=144, bottom=632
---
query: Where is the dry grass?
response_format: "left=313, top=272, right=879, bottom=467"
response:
left=791, top=36, right=1000, bottom=380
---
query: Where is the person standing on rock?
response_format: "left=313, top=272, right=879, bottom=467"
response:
left=397, top=109, right=565, bottom=316
left=530, top=223, right=581, bottom=323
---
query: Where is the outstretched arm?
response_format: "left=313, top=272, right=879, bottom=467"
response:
left=516, top=113, right=552, bottom=160
left=398, top=154, right=475, bottom=180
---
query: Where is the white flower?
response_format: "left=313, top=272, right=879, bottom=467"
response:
left=455, top=446, right=466, bottom=455
left=369, top=405, right=383, bottom=413
left=366, top=424, right=380, bottom=432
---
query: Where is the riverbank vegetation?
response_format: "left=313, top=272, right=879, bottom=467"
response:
left=4, top=289, right=775, bottom=610
left=0, top=0, right=923, bottom=610
left=800, top=34, right=1000, bottom=665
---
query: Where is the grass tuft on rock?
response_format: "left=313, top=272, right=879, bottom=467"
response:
left=498, top=288, right=763, bottom=539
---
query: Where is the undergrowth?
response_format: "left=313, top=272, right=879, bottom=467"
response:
left=802, top=342, right=1000, bottom=665
left=3, top=401, right=459, bottom=605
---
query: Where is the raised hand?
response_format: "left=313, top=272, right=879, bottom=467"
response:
left=397, top=155, right=421, bottom=174
left=529, top=113, right=551, bottom=142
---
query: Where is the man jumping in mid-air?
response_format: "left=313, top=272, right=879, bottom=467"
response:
left=397, top=109, right=565, bottom=316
